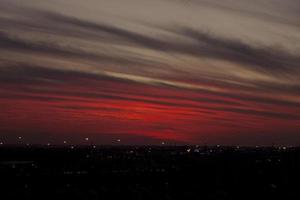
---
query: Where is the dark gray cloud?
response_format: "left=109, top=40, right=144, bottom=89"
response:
left=1, top=7, right=299, bottom=79
left=0, top=63, right=107, bottom=85
left=178, top=27, right=300, bottom=74
left=172, top=0, right=300, bottom=27
left=41, top=10, right=300, bottom=75
left=0, top=31, right=168, bottom=73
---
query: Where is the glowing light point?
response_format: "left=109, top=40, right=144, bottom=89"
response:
left=85, top=137, right=89, bottom=141
left=117, top=139, right=121, bottom=142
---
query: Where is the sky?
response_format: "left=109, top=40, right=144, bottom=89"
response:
left=0, top=0, right=300, bottom=145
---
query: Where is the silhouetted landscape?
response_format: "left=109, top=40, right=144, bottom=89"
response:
left=0, top=145, right=299, bottom=199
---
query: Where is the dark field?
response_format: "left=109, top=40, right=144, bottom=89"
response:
left=0, top=145, right=299, bottom=199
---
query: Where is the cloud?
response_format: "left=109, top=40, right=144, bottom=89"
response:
left=0, top=0, right=300, bottom=144
left=29, top=10, right=300, bottom=76
left=1, top=7, right=299, bottom=96
left=1, top=63, right=299, bottom=122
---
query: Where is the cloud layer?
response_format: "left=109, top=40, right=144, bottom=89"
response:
left=0, top=0, right=300, bottom=145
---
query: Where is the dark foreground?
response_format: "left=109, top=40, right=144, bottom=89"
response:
left=0, top=145, right=299, bottom=199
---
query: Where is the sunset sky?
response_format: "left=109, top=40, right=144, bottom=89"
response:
left=0, top=0, right=300, bottom=145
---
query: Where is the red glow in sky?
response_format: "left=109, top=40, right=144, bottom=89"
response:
left=0, top=0, right=300, bottom=145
